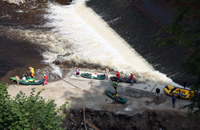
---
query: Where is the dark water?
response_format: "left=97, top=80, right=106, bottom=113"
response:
left=0, top=1, right=47, bottom=83
left=86, top=0, right=196, bottom=86
left=0, top=0, right=72, bottom=83
left=130, top=0, right=175, bottom=26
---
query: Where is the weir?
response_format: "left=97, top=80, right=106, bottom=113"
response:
left=1, top=0, right=180, bottom=86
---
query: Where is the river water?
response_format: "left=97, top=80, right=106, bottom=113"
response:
left=0, top=0, right=195, bottom=86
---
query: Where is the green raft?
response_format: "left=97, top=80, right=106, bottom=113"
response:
left=81, top=73, right=106, bottom=80
left=10, top=77, right=35, bottom=81
left=18, top=80, right=44, bottom=85
left=10, top=77, right=43, bottom=85
left=105, top=89, right=127, bottom=104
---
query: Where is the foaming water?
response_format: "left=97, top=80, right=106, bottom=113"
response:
left=2, top=0, right=180, bottom=86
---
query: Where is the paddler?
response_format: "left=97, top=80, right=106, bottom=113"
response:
left=12, top=75, right=20, bottom=85
left=113, top=92, right=119, bottom=104
left=29, top=67, right=35, bottom=78
left=113, top=82, right=118, bottom=92
left=43, top=74, right=48, bottom=86
left=130, top=73, right=134, bottom=86
left=116, top=71, right=120, bottom=83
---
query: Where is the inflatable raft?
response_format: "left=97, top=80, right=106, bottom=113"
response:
left=105, top=89, right=127, bottom=104
left=10, top=77, right=43, bottom=85
left=10, top=77, right=35, bottom=81
left=81, top=73, right=106, bottom=80
left=164, top=85, right=194, bottom=100
left=110, top=76, right=136, bottom=83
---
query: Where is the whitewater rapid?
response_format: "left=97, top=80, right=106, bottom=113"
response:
left=2, top=0, right=181, bottom=86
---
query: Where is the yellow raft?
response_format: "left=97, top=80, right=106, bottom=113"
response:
left=164, top=85, right=194, bottom=100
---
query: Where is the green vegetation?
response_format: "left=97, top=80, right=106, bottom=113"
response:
left=0, top=82, right=68, bottom=130
left=157, top=0, right=200, bottom=119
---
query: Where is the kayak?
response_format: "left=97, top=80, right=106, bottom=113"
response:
left=110, top=76, right=136, bottom=83
left=10, top=77, right=43, bottom=85
left=164, top=85, right=194, bottom=100
left=105, top=89, right=127, bottom=104
left=81, top=73, right=106, bottom=80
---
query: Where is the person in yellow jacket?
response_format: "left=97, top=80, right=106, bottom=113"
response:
left=29, top=67, right=35, bottom=78
left=113, top=92, right=119, bottom=104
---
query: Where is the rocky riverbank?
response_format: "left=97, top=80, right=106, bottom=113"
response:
left=62, top=108, right=200, bottom=130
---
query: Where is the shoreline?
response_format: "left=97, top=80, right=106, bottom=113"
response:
left=7, top=68, right=200, bottom=129
left=7, top=68, right=190, bottom=115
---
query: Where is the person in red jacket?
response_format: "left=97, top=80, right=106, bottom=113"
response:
left=116, top=71, right=120, bottom=83
left=130, top=73, right=134, bottom=86
left=43, top=74, right=48, bottom=86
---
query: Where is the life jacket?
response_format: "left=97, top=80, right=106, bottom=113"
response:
left=114, top=94, right=118, bottom=98
left=116, top=72, right=120, bottom=78
left=44, top=76, right=47, bottom=80
left=114, top=82, right=118, bottom=88
left=130, top=74, right=134, bottom=79
left=31, top=68, right=34, bottom=73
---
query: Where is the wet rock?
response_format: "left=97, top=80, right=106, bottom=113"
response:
left=53, top=60, right=60, bottom=65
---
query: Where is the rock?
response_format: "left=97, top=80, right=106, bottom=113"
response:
left=80, top=122, right=84, bottom=126
left=170, top=122, right=174, bottom=127
left=53, top=60, right=60, bottom=65
left=70, top=113, right=75, bottom=121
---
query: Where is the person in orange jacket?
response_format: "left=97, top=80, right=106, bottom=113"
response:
left=43, top=74, right=48, bottom=86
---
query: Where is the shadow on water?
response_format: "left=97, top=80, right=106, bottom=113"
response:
left=0, top=35, right=46, bottom=83
left=0, top=0, right=50, bottom=83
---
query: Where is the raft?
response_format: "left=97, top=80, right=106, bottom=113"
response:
left=10, top=77, right=43, bottom=85
left=164, top=85, right=194, bottom=100
left=110, top=76, right=136, bottom=83
left=18, top=80, right=44, bottom=85
left=81, top=73, right=106, bottom=80
left=105, top=89, right=127, bottom=104
left=10, top=77, right=36, bottom=81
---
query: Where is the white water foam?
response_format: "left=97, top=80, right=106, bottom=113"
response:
left=3, top=0, right=181, bottom=87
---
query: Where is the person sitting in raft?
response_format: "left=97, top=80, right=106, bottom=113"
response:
left=75, top=67, right=80, bottom=77
left=113, top=92, right=119, bottom=104
left=116, top=71, right=120, bottom=83
left=130, top=73, right=134, bottom=86
left=43, top=74, right=48, bottom=86
left=12, top=75, right=20, bottom=85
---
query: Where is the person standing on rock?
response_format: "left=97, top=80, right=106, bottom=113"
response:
left=105, top=68, right=109, bottom=79
left=29, top=67, right=35, bottom=78
left=113, top=82, right=118, bottom=93
left=155, top=88, right=160, bottom=100
left=172, top=94, right=176, bottom=108
left=178, top=90, right=181, bottom=100
left=75, top=67, right=80, bottom=77
left=130, top=73, right=134, bottom=86
left=116, top=71, right=120, bottom=83
left=113, top=92, right=118, bottom=104
left=12, top=75, right=20, bottom=86
left=43, top=74, right=48, bottom=86
left=183, top=80, right=187, bottom=89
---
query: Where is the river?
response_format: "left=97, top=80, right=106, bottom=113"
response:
left=0, top=0, right=196, bottom=86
